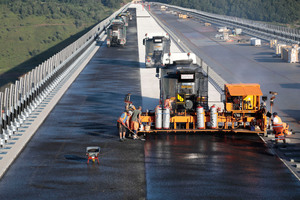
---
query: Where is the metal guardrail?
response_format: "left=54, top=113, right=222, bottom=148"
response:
left=0, top=4, right=130, bottom=148
left=147, top=6, right=227, bottom=95
left=153, top=2, right=300, bottom=45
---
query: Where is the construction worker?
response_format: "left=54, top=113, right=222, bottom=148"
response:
left=233, top=97, right=240, bottom=110
left=124, top=93, right=131, bottom=103
left=272, top=112, right=288, bottom=144
left=164, top=96, right=171, bottom=109
left=131, top=106, right=142, bottom=139
left=117, top=111, right=131, bottom=142
left=124, top=93, right=132, bottom=111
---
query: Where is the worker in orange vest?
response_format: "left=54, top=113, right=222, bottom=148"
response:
left=272, top=112, right=288, bottom=144
left=117, top=111, right=131, bottom=142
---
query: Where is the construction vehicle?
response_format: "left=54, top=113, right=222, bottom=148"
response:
left=118, top=13, right=129, bottom=27
left=139, top=52, right=210, bottom=131
left=137, top=53, right=269, bottom=134
left=160, top=5, right=166, bottom=11
left=217, top=83, right=267, bottom=133
left=106, top=18, right=126, bottom=47
left=178, top=13, right=189, bottom=19
left=143, top=33, right=171, bottom=68
left=160, top=52, right=208, bottom=111
left=86, top=146, right=100, bottom=164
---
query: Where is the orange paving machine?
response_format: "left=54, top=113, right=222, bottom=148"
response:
left=217, top=83, right=268, bottom=134
left=135, top=52, right=269, bottom=135
left=139, top=83, right=268, bottom=135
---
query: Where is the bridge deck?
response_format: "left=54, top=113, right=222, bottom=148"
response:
left=0, top=4, right=300, bottom=200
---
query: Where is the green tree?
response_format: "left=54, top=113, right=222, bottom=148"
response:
left=153, top=0, right=300, bottom=23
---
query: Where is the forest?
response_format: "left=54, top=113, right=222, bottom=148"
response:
left=152, top=0, right=300, bottom=24
left=0, top=0, right=128, bottom=78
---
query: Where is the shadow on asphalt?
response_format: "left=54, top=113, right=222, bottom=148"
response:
left=64, top=155, right=87, bottom=162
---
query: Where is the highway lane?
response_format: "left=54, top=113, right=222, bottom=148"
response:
left=0, top=8, right=146, bottom=200
left=151, top=8, right=300, bottom=132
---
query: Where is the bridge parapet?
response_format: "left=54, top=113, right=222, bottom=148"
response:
left=0, top=3, right=130, bottom=146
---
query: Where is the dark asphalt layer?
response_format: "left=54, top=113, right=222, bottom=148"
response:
left=152, top=8, right=300, bottom=130
left=145, top=134, right=300, bottom=200
left=0, top=8, right=146, bottom=200
left=1, top=6, right=300, bottom=200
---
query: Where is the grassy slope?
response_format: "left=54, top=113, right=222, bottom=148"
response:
left=0, top=0, right=136, bottom=90
left=0, top=5, right=111, bottom=75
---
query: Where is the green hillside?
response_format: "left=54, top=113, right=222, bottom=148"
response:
left=0, top=0, right=128, bottom=83
left=153, top=0, right=300, bottom=25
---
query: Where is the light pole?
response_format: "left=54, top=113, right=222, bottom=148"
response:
left=269, top=91, right=278, bottom=129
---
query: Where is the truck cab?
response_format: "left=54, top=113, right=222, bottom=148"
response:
left=118, top=13, right=129, bottom=27
left=161, top=53, right=208, bottom=112
left=143, top=33, right=171, bottom=68
left=107, top=19, right=126, bottom=47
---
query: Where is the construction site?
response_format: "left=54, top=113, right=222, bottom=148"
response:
left=0, top=2, right=300, bottom=199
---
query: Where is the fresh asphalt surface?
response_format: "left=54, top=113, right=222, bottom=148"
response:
left=152, top=7, right=300, bottom=131
left=0, top=8, right=300, bottom=200
left=145, top=134, right=300, bottom=199
left=0, top=8, right=145, bottom=200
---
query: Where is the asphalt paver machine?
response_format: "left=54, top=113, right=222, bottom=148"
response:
left=138, top=53, right=269, bottom=135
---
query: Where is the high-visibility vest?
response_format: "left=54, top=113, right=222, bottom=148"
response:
left=273, top=116, right=284, bottom=136
left=273, top=116, right=282, bottom=126
left=118, top=112, right=127, bottom=124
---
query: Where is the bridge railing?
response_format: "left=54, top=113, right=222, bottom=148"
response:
left=0, top=3, right=130, bottom=146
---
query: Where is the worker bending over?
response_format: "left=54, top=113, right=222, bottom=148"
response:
left=117, top=111, right=131, bottom=142
left=131, top=106, right=142, bottom=139
left=272, top=112, right=291, bottom=144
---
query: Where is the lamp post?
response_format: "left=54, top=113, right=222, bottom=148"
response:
left=269, top=91, right=278, bottom=129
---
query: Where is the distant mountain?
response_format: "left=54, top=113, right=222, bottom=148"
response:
left=152, top=0, right=300, bottom=24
